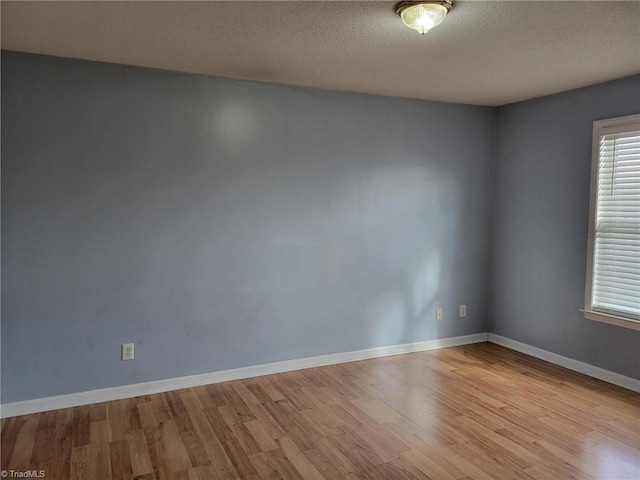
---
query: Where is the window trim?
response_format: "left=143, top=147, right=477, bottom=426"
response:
left=583, top=114, right=640, bottom=331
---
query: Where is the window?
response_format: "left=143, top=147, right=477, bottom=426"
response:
left=583, top=114, right=640, bottom=331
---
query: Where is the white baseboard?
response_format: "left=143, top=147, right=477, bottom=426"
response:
left=488, top=333, right=640, bottom=394
left=0, top=332, right=488, bottom=418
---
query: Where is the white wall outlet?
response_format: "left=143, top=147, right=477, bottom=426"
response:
left=460, top=305, right=467, bottom=317
left=436, top=308, right=443, bottom=321
left=122, top=343, right=134, bottom=361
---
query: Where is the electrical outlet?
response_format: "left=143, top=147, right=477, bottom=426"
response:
left=460, top=305, right=467, bottom=317
left=122, top=343, right=134, bottom=361
left=436, top=308, right=443, bottom=321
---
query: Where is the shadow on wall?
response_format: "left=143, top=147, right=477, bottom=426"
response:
left=363, top=160, right=475, bottom=348
left=367, top=154, right=488, bottom=346
left=368, top=245, right=441, bottom=346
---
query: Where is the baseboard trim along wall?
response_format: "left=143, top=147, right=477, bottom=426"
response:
left=488, top=333, right=640, bottom=394
left=5, top=331, right=637, bottom=417
left=1, top=332, right=489, bottom=418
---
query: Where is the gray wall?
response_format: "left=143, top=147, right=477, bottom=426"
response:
left=491, top=75, right=640, bottom=379
left=1, top=52, right=495, bottom=403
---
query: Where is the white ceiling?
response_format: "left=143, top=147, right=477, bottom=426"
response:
left=2, top=1, right=639, bottom=106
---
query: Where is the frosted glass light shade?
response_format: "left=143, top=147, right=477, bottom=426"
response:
left=397, top=1, right=452, bottom=35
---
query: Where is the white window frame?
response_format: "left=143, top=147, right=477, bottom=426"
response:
left=582, top=114, right=640, bottom=331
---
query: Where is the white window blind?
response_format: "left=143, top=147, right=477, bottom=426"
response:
left=591, top=122, right=640, bottom=320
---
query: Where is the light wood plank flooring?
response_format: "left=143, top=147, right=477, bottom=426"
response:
left=1, top=342, right=639, bottom=479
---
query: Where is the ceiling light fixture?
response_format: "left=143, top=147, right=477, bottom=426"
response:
left=396, top=1, right=453, bottom=35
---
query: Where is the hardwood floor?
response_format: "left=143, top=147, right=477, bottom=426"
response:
left=1, top=342, right=639, bottom=479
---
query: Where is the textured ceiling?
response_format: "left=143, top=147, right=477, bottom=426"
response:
left=2, top=1, right=639, bottom=106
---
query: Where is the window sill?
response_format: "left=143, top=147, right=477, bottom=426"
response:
left=580, top=310, right=640, bottom=331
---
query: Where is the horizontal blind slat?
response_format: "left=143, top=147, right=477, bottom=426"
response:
left=593, top=302, right=640, bottom=317
left=596, top=271, right=640, bottom=282
left=593, top=280, right=640, bottom=293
